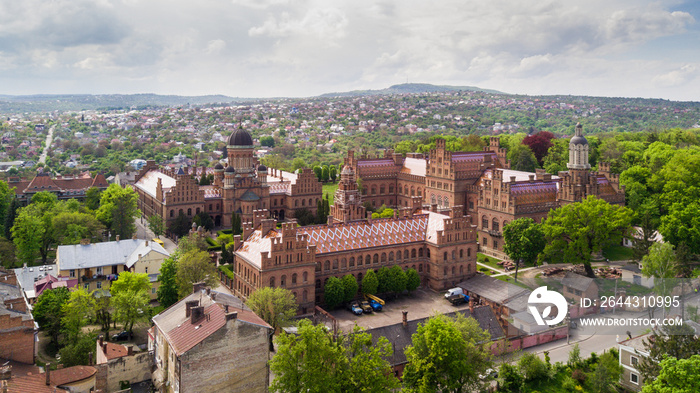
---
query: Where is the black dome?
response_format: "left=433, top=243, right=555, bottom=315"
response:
left=214, top=163, right=224, bottom=170
left=570, top=135, right=588, bottom=146
left=227, top=128, right=253, bottom=146
left=258, top=164, right=267, bottom=171
left=224, top=165, right=236, bottom=173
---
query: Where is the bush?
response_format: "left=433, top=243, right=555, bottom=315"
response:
left=572, top=369, right=586, bottom=384
left=219, top=265, right=234, bottom=280
left=518, top=352, right=549, bottom=382
left=562, top=376, right=578, bottom=392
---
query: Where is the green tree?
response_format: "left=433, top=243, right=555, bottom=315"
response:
left=231, top=212, right=242, bottom=236
left=32, top=286, right=70, bottom=346
left=313, top=165, right=322, bottom=182
left=540, top=196, right=633, bottom=277
left=4, top=197, right=20, bottom=239
left=96, top=184, right=141, bottom=239
left=638, top=324, right=700, bottom=381
left=406, top=268, right=421, bottom=292
left=148, top=214, right=165, bottom=238
left=361, top=269, right=379, bottom=295
left=157, top=257, right=179, bottom=308
left=321, top=165, right=330, bottom=182
left=110, top=272, right=151, bottom=334
left=659, top=200, right=700, bottom=254
left=260, top=135, right=275, bottom=147
left=324, top=276, right=345, bottom=309
left=169, top=211, right=191, bottom=238
left=508, top=144, right=539, bottom=172
left=85, top=186, right=102, bottom=211
left=503, top=218, right=546, bottom=282
left=403, top=314, right=493, bottom=393
left=592, top=350, right=623, bottom=393
left=517, top=352, right=548, bottom=382
left=62, top=288, right=96, bottom=342
left=0, top=180, right=14, bottom=228
left=376, top=266, right=390, bottom=294
left=329, top=165, right=337, bottom=182
left=341, top=274, right=359, bottom=303
left=246, top=287, right=298, bottom=332
left=641, top=242, right=678, bottom=300
left=11, top=206, right=44, bottom=265
left=632, top=203, right=660, bottom=262
left=642, top=355, right=700, bottom=393
left=193, top=211, right=214, bottom=231
left=52, top=211, right=105, bottom=245
left=499, top=363, right=524, bottom=393
left=270, top=320, right=398, bottom=393
left=59, top=331, right=98, bottom=367
left=176, top=249, right=218, bottom=297
left=94, top=290, right=112, bottom=333
left=389, top=265, right=407, bottom=294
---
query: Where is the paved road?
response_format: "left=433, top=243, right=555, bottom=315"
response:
left=38, top=125, right=55, bottom=164
left=134, top=217, right=177, bottom=254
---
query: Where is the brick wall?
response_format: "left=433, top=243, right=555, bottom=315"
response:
left=0, top=314, right=35, bottom=364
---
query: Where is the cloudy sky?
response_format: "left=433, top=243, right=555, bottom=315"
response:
left=0, top=0, right=699, bottom=101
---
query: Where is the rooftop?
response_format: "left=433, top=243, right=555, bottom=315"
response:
left=458, top=274, right=529, bottom=305
left=57, top=239, right=169, bottom=271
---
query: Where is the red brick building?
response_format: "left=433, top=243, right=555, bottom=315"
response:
left=0, top=268, right=35, bottom=365
left=134, top=128, right=322, bottom=232
left=8, top=172, right=109, bottom=205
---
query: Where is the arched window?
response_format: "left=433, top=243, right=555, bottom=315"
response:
left=411, top=249, right=416, bottom=259
left=452, top=250, right=456, bottom=259
left=460, top=249, right=463, bottom=259
left=316, top=279, right=321, bottom=288
left=333, top=259, right=338, bottom=270
left=389, top=185, right=394, bottom=193
left=405, top=186, right=409, bottom=195
left=302, top=199, right=305, bottom=206
left=373, top=254, right=379, bottom=264
left=396, top=251, right=402, bottom=261
left=349, top=257, right=355, bottom=267
left=437, top=196, right=442, bottom=207
left=365, top=255, right=371, bottom=265
left=468, top=264, right=471, bottom=273
left=371, top=186, right=377, bottom=195
left=169, top=210, right=174, bottom=217
left=418, top=188, right=422, bottom=197
left=303, top=272, right=308, bottom=283
left=292, top=273, right=297, bottom=285
left=452, top=266, right=455, bottom=275
left=341, top=258, right=347, bottom=269
left=444, top=198, right=449, bottom=208
left=404, top=250, right=409, bottom=259
left=270, top=277, right=276, bottom=287
left=187, top=208, right=192, bottom=216
left=389, top=252, right=394, bottom=261
left=280, top=275, right=286, bottom=287
left=419, top=248, right=424, bottom=258
left=196, top=207, right=200, bottom=214
left=443, top=252, right=448, bottom=261
left=492, top=218, right=499, bottom=232
left=467, top=248, right=471, bottom=257
left=381, top=253, right=387, bottom=263
left=303, top=290, right=308, bottom=301
left=459, top=265, right=463, bottom=275
left=431, top=194, right=436, bottom=204
left=482, top=216, right=489, bottom=229
left=444, top=267, right=448, bottom=276
left=427, top=249, right=431, bottom=258
left=380, top=185, right=385, bottom=194
left=324, top=261, right=330, bottom=271
left=411, top=187, right=415, bottom=196
left=295, top=200, right=299, bottom=207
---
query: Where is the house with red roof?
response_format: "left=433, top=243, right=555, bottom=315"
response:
left=149, top=283, right=272, bottom=393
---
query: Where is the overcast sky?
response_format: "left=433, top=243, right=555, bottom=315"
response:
left=1, top=0, right=699, bottom=101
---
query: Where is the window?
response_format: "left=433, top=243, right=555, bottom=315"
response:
left=270, top=277, right=276, bottom=287
left=630, top=373, right=639, bottom=385
left=145, top=267, right=148, bottom=273
left=292, top=273, right=297, bottom=285
left=482, top=238, right=488, bottom=247
left=630, top=356, right=638, bottom=367
left=96, top=267, right=103, bottom=275
left=70, top=270, right=76, bottom=278
left=482, top=217, right=488, bottom=229
left=152, top=288, right=156, bottom=294
left=303, top=272, right=308, bottom=283
left=97, top=282, right=102, bottom=289
left=281, top=275, right=286, bottom=287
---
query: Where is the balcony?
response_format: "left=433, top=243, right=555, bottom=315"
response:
left=488, top=230, right=502, bottom=238
left=81, top=274, right=107, bottom=283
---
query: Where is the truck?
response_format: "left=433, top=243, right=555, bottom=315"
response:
left=444, top=287, right=464, bottom=299
left=347, top=301, right=363, bottom=315
left=360, top=300, right=374, bottom=314
left=364, top=294, right=385, bottom=311
left=447, top=293, right=470, bottom=306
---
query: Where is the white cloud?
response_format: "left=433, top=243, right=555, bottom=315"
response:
left=653, top=64, right=698, bottom=87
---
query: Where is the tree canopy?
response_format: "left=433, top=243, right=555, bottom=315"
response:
left=246, top=287, right=298, bottom=332
left=503, top=217, right=546, bottom=281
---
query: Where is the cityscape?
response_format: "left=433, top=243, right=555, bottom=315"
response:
left=1, top=1, right=700, bottom=393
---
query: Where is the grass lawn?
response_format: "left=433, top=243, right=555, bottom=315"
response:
left=477, top=253, right=504, bottom=270
left=602, top=244, right=634, bottom=261
left=322, top=182, right=338, bottom=205
left=535, top=273, right=564, bottom=293
left=478, top=266, right=498, bottom=276
left=495, top=274, right=530, bottom=289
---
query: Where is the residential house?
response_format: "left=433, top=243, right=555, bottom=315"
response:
left=56, top=238, right=170, bottom=300
left=561, top=272, right=598, bottom=305
left=149, top=284, right=272, bottom=393
left=2, top=363, right=97, bottom=393
left=618, top=334, right=651, bottom=392
left=0, top=268, right=35, bottom=364
left=94, top=337, right=153, bottom=392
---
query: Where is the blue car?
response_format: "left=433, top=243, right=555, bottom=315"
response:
left=368, top=299, right=383, bottom=312
left=347, top=302, right=363, bottom=315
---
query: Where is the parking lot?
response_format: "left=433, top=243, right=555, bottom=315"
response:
left=328, top=288, right=472, bottom=333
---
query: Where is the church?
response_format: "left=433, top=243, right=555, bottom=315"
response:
left=133, top=128, right=322, bottom=232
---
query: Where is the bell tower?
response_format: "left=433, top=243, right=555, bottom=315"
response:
left=329, top=165, right=365, bottom=223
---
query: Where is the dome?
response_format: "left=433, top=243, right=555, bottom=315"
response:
left=257, top=164, right=268, bottom=172
left=224, top=165, right=236, bottom=173
left=227, top=128, right=253, bottom=146
left=214, top=163, right=224, bottom=170
left=570, top=135, right=588, bottom=146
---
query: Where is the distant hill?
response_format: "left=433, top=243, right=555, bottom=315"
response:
left=0, top=93, right=253, bottom=113
left=318, top=83, right=504, bottom=97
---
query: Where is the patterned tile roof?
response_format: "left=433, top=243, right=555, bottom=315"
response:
left=202, top=186, right=221, bottom=199
left=510, top=182, right=559, bottom=195
left=451, top=151, right=496, bottom=162
left=357, top=159, right=395, bottom=167
left=268, top=182, right=291, bottom=195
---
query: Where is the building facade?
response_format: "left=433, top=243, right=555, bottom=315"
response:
left=8, top=172, right=109, bottom=205
left=134, top=128, right=322, bottom=233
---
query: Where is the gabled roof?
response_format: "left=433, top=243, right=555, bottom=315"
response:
left=239, top=189, right=261, bottom=201
left=57, top=239, right=169, bottom=271
left=152, top=289, right=271, bottom=357
left=366, top=306, right=504, bottom=366
left=561, top=272, right=596, bottom=292
left=458, top=274, right=529, bottom=305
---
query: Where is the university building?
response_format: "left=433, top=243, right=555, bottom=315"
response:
left=134, top=128, right=322, bottom=232
left=229, top=123, right=624, bottom=311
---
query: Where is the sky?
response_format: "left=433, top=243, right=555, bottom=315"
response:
left=0, top=0, right=699, bottom=101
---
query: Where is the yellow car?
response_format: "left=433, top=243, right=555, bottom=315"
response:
left=152, top=238, right=165, bottom=247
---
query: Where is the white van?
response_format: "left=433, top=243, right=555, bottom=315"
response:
left=445, top=287, right=464, bottom=298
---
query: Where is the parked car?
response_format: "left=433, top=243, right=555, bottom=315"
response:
left=360, top=301, right=373, bottom=314
left=347, top=302, right=363, bottom=315
left=444, top=287, right=464, bottom=298
left=111, top=330, right=129, bottom=341
left=368, top=299, right=383, bottom=312
left=447, top=293, right=470, bottom=305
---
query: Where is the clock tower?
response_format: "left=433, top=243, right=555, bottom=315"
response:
left=329, top=165, right=366, bottom=224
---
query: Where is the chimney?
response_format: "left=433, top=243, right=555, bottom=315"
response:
left=510, top=176, right=516, bottom=183
left=98, top=335, right=104, bottom=347
left=145, top=240, right=149, bottom=246
left=192, top=282, right=206, bottom=294
left=185, top=300, right=199, bottom=317
left=190, top=306, right=205, bottom=324
left=116, top=235, right=120, bottom=241
left=469, top=299, right=474, bottom=313
left=528, top=175, right=535, bottom=182
left=226, top=311, right=238, bottom=321
left=127, top=346, right=133, bottom=356
left=45, top=363, right=51, bottom=386
left=402, top=311, right=408, bottom=328
left=132, top=233, right=138, bottom=240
